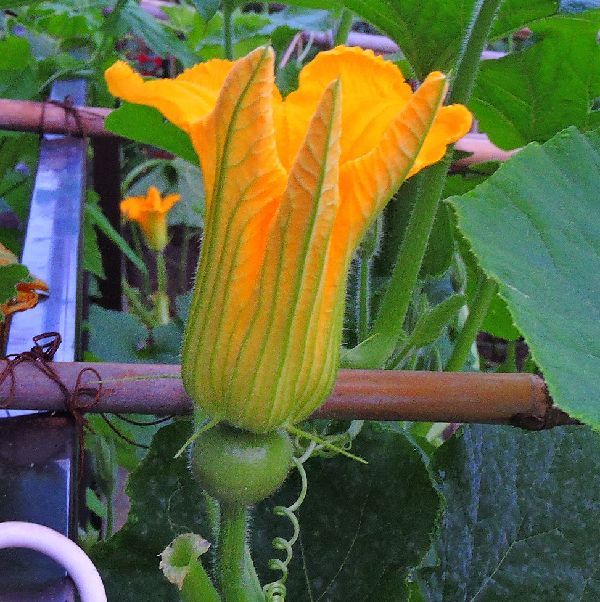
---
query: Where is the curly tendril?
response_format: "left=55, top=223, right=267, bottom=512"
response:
left=263, top=455, right=309, bottom=602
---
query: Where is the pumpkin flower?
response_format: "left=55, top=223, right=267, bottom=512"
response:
left=120, top=186, right=181, bottom=251
left=0, top=243, right=49, bottom=318
left=106, top=46, right=472, bottom=433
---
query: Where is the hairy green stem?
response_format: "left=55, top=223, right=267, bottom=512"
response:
left=130, top=223, right=151, bottom=296
left=333, top=9, right=353, bottom=46
left=499, top=339, right=518, bottom=373
left=179, top=226, right=192, bottom=293
left=223, top=0, right=235, bottom=60
left=371, top=160, right=450, bottom=340
left=370, top=0, right=503, bottom=352
left=445, top=276, right=497, bottom=372
left=218, top=504, right=252, bottom=602
left=155, top=251, right=170, bottom=325
left=180, top=562, right=221, bottom=602
left=358, top=252, right=370, bottom=342
left=449, top=0, right=504, bottom=106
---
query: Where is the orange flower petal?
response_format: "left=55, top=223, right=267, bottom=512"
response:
left=409, top=103, right=473, bottom=177
left=227, top=80, right=343, bottom=429
left=182, top=48, right=288, bottom=427
left=120, top=187, right=181, bottom=251
left=336, top=71, right=449, bottom=257
left=275, top=46, right=413, bottom=169
left=105, top=59, right=234, bottom=133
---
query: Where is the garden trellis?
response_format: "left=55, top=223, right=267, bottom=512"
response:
left=0, top=77, right=577, bottom=598
left=0, top=1, right=599, bottom=599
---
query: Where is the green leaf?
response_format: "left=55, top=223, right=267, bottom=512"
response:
left=0, top=36, right=33, bottom=71
left=471, top=12, right=600, bottom=149
left=119, top=2, right=198, bottom=67
left=408, top=294, right=465, bottom=349
left=340, top=332, right=398, bottom=369
left=83, top=204, right=105, bottom=279
left=449, top=127, right=600, bottom=426
left=190, top=0, right=220, bottom=22
left=419, top=424, right=600, bottom=600
left=91, top=421, right=210, bottom=602
left=105, top=103, right=197, bottom=164
left=160, top=533, right=219, bottom=602
left=0, top=264, right=30, bottom=307
left=86, top=305, right=147, bottom=363
left=481, top=295, right=521, bottom=341
left=286, top=0, right=557, bottom=79
left=252, top=423, right=440, bottom=601
left=85, top=487, right=107, bottom=520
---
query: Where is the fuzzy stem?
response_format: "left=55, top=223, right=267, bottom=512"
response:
left=358, top=251, right=370, bottom=342
left=218, top=504, right=252, bottom=602
left=180, top=562, right=221, bottom=602
left=449, top=0, right=504, bottom=106
left=333, top=9, right=353, bottom=46
left=179, top=226, right=192, bottom=293
left=502, top=339, right=518, bottom=373
left=370, top=0, right=503, bottom=351
left=223, top=0, right=235, bottom=60
left=445, top=276, right=497, bottom=372
left=155, top=251, right=170, bottom=325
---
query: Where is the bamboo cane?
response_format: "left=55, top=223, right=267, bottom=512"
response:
left=0, top=361, right=576, bottom=430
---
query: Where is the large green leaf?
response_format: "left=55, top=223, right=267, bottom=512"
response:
left=105, top=103, right=198, bottom=164
left=449, top=127, right=600, bottom=426
left=419, top=424, right=600, bottom=601
left=471, top=12, right=600, bottom=149
left=0, top=264, right=30, bottom=308
left=288, top=0, right=557, bottom=79
left=91, top=421, right=208, bottom=602
left=119, top=2, right=198, bottom=67
left=252, top=424, right=440, bottom=600
left=87, top=305, right=183, bottom=364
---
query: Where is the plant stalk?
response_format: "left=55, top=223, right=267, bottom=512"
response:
left=358, top=252, right=370, bottom=342
left=449, top=0, right=504, bottom=106
left=223, top=0, right=235, bottom=60
left=179, top=226, right=192, bottom=293
left=445, top=275, right=497, bottom=372
left=370, top=0, right=503, bottom=353
left=502, top=339, right=518, bottom=373
left=334, top=9, right=353, bottom=46
left=155, top=251, right=170, bottom=325
left=218, top=504, right=252, bottom=602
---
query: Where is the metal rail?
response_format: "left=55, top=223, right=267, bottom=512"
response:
left=0, top=361, right=577, bottom=430
left=0, top=80, right=88, bottom=600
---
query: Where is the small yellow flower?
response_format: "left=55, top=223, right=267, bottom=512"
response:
left=106, top=46, right=472, bottom=433
left=120, top=186, right=181, bottom=251
left=0, top=243, right=48, bottom=318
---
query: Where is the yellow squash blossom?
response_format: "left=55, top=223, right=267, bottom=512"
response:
left=0, top=243, right=48, bottom=318
left=106, top=46, right=472, bottom=433
left=120, top=186, right=181, bottom=251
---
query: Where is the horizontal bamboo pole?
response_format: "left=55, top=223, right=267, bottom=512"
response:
left=0, top=361, right=576, bottom=430
left=0, top=99, right=111, bottom=137
left=0, top=98, right=512, bottom=165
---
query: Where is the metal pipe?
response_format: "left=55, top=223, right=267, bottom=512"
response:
left=0, top=361, right=576, bottom=429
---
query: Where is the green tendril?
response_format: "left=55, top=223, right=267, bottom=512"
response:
left=285, top=424, right=367, bottom=464
left=263, top=456, right=308, bottom=602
